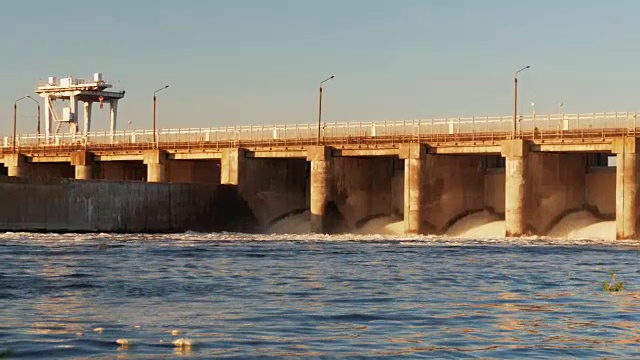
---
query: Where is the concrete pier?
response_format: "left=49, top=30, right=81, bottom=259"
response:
left=400, top=144, right=425, bottom=235
left=307, top=146, right=332, bottom=234
left=502, top=140, right=527, bottom=237
left=71, top=151, right=93, bottom=180
left=5, top=154, right=26, bottom=177
left=613, top=137, right=639, bottom=239
left=221, top=148, right=244, bottom=185
left=144, top=150, right=166, bottom=183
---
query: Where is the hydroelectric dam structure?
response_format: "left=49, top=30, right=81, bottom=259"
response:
left=1, top=106, right=640, bottom=238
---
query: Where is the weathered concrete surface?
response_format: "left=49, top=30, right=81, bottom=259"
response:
left=4, top=154, right=74, bottom=178
left=484, top=169, right=505, bottom=214
left=4, top=154, right=27, bottom=177
left=95, top=161, right=146, bottom=181
left=28, top=163, right=75, bottom=179
left=0, top=176, right=222, bottom=232
left=144, top=150, right=167, bottom=183
left=220, top=147, right=308, bottom=231
left=166, top=160, right=221, bottom=184
left=331, top=156, right=398, bottom=231
left=71, top=151, right=94, bottom=180
left=308, top=146, right=332, bottom=233
left=503, top=139, right=589, bottom=236
left=502, top=139, right=528, bottom=237
left=612, top=137, right=640, bottom=239
left=400, top=144, right=486, bottom=234
left=526, top=152, right=586, bottom=234
left=585, top=168, right=615, bottom=217
left=221, top=148, right=244, bottom=185
left=241, top=158, right=308, bottom=229
left=423, top=154, right=486, bottom=233
left=399, top=144, right=425, bottom=234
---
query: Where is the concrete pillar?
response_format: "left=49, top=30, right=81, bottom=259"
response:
left=44, top=95, right=51, bottom=142
left=399, top=143, right=426, bottom=234
left=69, top=95, right=79, bottom=136
left=5, top=154, right=27, bottom=177
left=307, top=146, right=333, bottom=234
left=110, top=100, right=118, bottom=144
left=144, top=150, right=166, bottom=182
left=221, top=148, right=245, bottom=185
left=613, top=137, right=639, bottom=239
left=83, top=101, right=92, bottom=135
left=71, top=151, right=94, bottom=180
left=501, top=140, right=528, bottom=237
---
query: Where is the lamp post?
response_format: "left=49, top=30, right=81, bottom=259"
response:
left=13, top=96, right=39, bottom=152
left=512, top=65, right=530, bottom=139
left=25, top=96, right=41, bottom=136
left=153, top=85, right=169, bottom=148
left=317, top=75, right=335, bottom=145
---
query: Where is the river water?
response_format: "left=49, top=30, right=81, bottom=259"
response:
left=1, top=232, right=639, bottom=358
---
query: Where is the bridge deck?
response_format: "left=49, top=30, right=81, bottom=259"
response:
left=0, top=128, right=632, bottom=159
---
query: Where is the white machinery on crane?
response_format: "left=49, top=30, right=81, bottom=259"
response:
left=35, top=73, right=125, bottom=142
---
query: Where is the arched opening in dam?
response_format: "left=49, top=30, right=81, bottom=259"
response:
left=265, top=150, right=618, bottom=240
left=161, top=145, right=617, bottom=240
left=266, top=155, right=403, bottom=234
left=443, top=152, right=616, bottom=240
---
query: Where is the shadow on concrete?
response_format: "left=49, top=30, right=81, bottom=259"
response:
left=323, top=201, right=349, bottom=234
left=212, top=185, right=261, bottom=233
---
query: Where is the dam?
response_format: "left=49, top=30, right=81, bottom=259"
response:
left=0, top=111, right=638, bottom=239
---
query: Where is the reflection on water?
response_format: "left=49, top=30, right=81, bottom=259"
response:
left=0, top=233, right=639, bottom=358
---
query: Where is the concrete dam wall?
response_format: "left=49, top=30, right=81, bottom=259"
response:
left=0, top=137, right=634, bottom=239
left=0, top=176, right=254, bottom=233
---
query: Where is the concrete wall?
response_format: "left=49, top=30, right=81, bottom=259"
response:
left=526, top=152, right=586, bottom=233
left=421, top=154, right=486, bottom=233
left=238, top=158, right=308, bottom=229
left=331, top=156, right=398, bottom=230
left=25, top=163, right=75, bottom=179
left=1, top=161, right=74, bottom=179
left=0, top=176, right=222, bottom=232
left=166, top=160, right=221, bottom=184
left=95, top=161, right=146, bottom=181
left=585, top=167, right=616, bottom=218
left=484, top=169, right=505, bottom=215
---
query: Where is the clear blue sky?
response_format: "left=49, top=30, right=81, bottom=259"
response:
left=1, top=0, right=639, bottom=134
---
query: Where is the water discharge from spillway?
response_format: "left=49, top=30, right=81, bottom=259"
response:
left=446, top=210, right=615, bottom=240
left=268, top=211, right=312, bottom=234
left=268, top=209, right=616, bottom=241
left=545, top=210, right=615, bottom=240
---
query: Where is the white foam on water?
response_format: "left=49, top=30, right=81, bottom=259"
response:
left=268, top=211, right=310, bottom=234
left=356, top=216, right=404, bottom=235
left=546, top=210, right=615, bottom=241
left=446, top=211, right=505, bottom=238
left=0, top=207, right=636, bottom=247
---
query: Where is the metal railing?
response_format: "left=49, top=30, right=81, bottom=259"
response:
left=1, top=111, right=638, bottom=154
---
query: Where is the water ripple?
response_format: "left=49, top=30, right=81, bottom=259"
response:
left=1, top=232, right=639, bottom=358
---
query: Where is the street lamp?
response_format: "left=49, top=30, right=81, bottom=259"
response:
left=25, top=96, right=41, bottom=136
left=512, top=65, right=530, bottom=139
left=153, top=85, right=169, bottom=148
left=317, top=75, right=335, bottom=145
left=13, top=96, right=39, bottom=152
